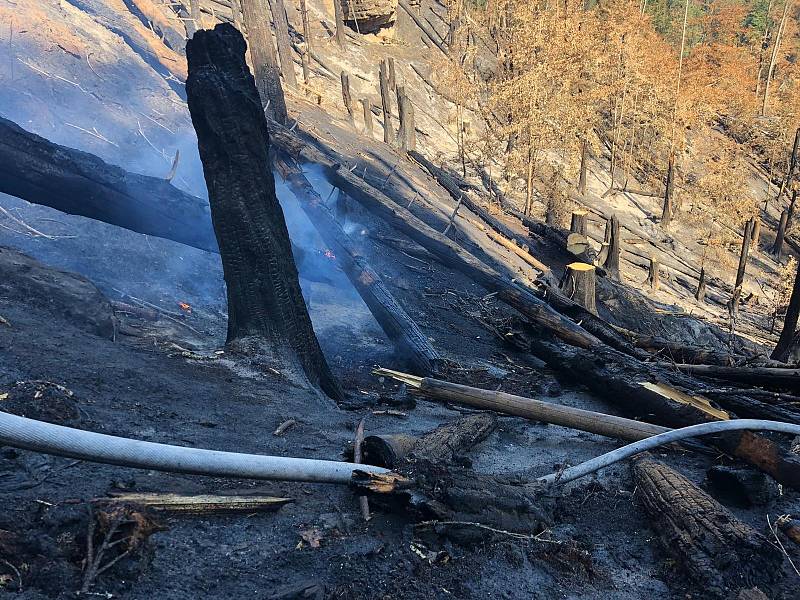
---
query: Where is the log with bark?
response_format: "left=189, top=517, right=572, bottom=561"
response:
left=0, top=117, right=218, bottom=254
left=633, top=455, right=783, bottom=598
left=186, top=24, right=341, bottom=401
left=560, top=262, right=597, bottom=315
left=274, top=156, right=442, bottom=375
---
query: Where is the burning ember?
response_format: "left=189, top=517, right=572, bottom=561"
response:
left=323, top=249, right=336, bottom=260
left=178, top=302, right=192, bottom=313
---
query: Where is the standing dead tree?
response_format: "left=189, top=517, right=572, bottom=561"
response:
left=379, top=60, right=394, bottom=145
left=186, top=24, right=341, bottom=401
left=269, top=0, right=298, bottom=89
left=730, top=218, right=754, bottom=318
left=772, top=257, right=800, bottom=362
left=340, top=71, right=355, bottom=127
left=240, top=0, right=288, bottom=123
left=333, top=0, right=347, bottom=48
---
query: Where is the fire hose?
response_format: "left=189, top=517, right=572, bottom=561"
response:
left=0, top=411, right=388, bottom=484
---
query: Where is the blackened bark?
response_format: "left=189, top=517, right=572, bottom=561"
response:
left=186, top=24, right=341, bottom=401
left=379, top=60, right=394, bottom=145
left=660, top=153, right=674, bottom=228
left=772, top=256, right=800, bottom=362
left=772, top=209, right=789, bottom=256
left=603, top=214, right=621, bottom=280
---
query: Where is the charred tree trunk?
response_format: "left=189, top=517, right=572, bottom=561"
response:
left=379, top=60, right=394, bottom=145
left=268, top=0, right=297, bottom=88
left=633, top=455, right=782, bottom=598
left=0, top=117, right=218, bottom=253
left=750, top=217, right=761, bottom=252
left=360, top=98, right=374, bottom=136
left=730, top=218, right=754, bottom=318
left=340, top=71, right=355, bottom=126
left=396, top=86, right=416, bottom=153
left=660, top=153, right=674, bottom=228
left=695, top=266, right=707, bottom=302
left=560, top=263, right=597, bottom=316
left=299, top=0, right=312, bottom=49
left=577, top=136, right=588, bottom=196
left=186, top=24, right=341, bottom=401
left=240, top=0, right=288, bottom=123
left=772, top=256, right=800, bottom=363
left=186, top=0, right=201, bottom=37
left=603, top=214, right=621, bottom=280
left=570, top=209, right=588, bottom=235
left=387, top=57, right=397, bottom=91
left=772, top=209, right=789, bottom=257
left=647, top=256, right=660, bottom=291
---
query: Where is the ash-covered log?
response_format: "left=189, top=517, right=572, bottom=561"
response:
left=186, top=24, right=341, bottom=401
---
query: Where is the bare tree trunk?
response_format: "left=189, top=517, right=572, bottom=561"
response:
left=379, top=60, right=393, bottom=144
left=361, top=98, right=374, bottom=136
left=772, top=256, right=800, bottom=362
left=396, top=86, right=416, bottom=153
left=730, top=218, right=754, bottom=318
left=772, top=209, right=789, bottom=256
left=647, top=256, right=660, bottom=291
left=230, top=0, right=244, bottom=32
left=299, top=0, right=312, bottom=49
left=578, top=136, right=588, bottom=196
left=333, top=0, right=346, bottom=48
left=661, top=152, right=674, bottom=228
left=762, top=0, right=790, bottom=116
left=186, top=24, right=341, bottom=401
left=695, top=266, right=706, bottom=302
left=240, top=0, right=288, bottom=124
left=268, top=0, right=298, bottom=88
left=755, top=0, right=773, bottom=99
left=340, top=71, right=354, bottom=126
left=603, top=214, right=621, bottom=280
left=776, top=128, right=800, bottom=202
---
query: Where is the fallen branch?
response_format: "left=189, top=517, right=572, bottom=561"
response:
left=95, top=492, right=292, bottom=514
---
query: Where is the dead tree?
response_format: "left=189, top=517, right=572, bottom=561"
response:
left=268, top=0, right=297, bottom=88
left=333, top=0, right=346, bottom=48
left=387, top=57, right=397, bottom=90
left=395, top=86, right=416, bottom=152
left=750, top=216, right=761, bottom=251
left=340, top=71, right=355, bottom=126
left=660, top=152, right=675, bottom=228
left=772, top=256, right=800, bottom=362
left=379, top=60, right=394, bottom=144
left=240, top=0, right=288, bottom=124
left=186, top=24, right=341, bottom=401
left=603, top=214, right=621, bottom=280
left=647, top=256, right=660, bottom=291
left=577, top=138, right=589, bottom=196
left=633, top=455, right=782, bottom=598
left=730, top=218, right=754, bottom=317
left=560, top=263, right=597, bottom=316
left=360, top=98, right=374, bottom=136
left=695, top=267, right=706, bottom=302
left=299, top=0, right=312, bottom=47
left=772, top=209, right=789, bottom=256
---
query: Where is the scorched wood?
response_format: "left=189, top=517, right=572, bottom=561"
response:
left=186, top=24, right=341, bottom=401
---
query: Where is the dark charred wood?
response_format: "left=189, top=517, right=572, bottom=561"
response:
left=669, top=363, right=800, bottom=394
left=603, top=214, right=621, bottom=280
left=274, top=156, right=441, bottom=375
left=186, top=24, right=341, bottom=401
left=340, top=71, right=355, bottom=126
left=772, top=255, right=800, bottom=362
left=626, top=334, right=745, bottom=366
left=360, top=98, right=374, bottom=136
left=379, top=60, right=394, bottom=144
left=633, top=455, right=783, bottom=598
left=696, top=266, right=707, bottom=302
left=395, top=86, right=416, bottom=153
left=0, top=117, right=218, bottom=253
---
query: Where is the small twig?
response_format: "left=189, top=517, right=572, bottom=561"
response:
left=416, top=521, right=562, bottom=543
left=0, top=205, right=66, bottom=239
left=0, top=314, right=10, bottom=327
left=136, top=119, right=169, bottom=160
left=65, top=123, right=119, bottom=147
left=768, top=514, right=800, bottom=577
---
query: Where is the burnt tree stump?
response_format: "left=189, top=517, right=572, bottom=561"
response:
left=268, top=0, right=297, bottom=88
left=570, top=209, right=588, bottom=235
left=695, top=266, right=707, bottom=302
left=633, top=455, right=782, bottom=598
left=360, top=98, right=374, bottom=136
left=730, top=218, right=754, bottom=318
left=646, top=256, right=660, bottom=291
left=772, top=209, right=789, bottom=257
left=560, top=262, right=597, bottom=316
left=660, top=152, right=675, bottom=228
left=577, top=136, right=588, bottom=196
left=379, top=60, right=394, bottom=145
left=186, top=24, right=341, bottom=401
left=340, top=71, right=355, bottom=127
left=395, top=86, right=416, bottom=152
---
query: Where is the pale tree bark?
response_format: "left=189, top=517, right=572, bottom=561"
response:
left=268, top=0, right=298, bottom=89
left=762, top=0, right=791, bottom=117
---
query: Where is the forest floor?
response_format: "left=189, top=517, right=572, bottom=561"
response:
left=0, top=0, right=799, bottom=598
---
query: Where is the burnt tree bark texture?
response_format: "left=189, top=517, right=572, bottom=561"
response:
left=772, top=209, right=789, bottom=256
left=730, top=218, right=754, bottom=317
left=570, top=209, right=588, bottom=235
left=660, top=152, right=675, bottom=228
left=560, top=263, right=597, bottom=316
left=268, top=0, right=297, bottom=88
left=340, top=71, right=355, bottom=126
left=360, top=98, right=374, bottom=136
left=0, top=117, right=217, bottom=253
left=333, top=0, right=347, bottom=47
left=395, top=86, right=416, bottom=152
left=578, top=137, right=588, bottom=196
left=772, top=256, right=800, bottom=362
left=240, top=0, right=288, bottom=123
left=647, top=256, right=660, bottom=291
left=186, top=24, right=341, bottom=401
left=379, top=60, right=394, bottom=145
left=695, top=267, right=707, bottom=302
left=603, top=214, right=621, bottom=280
left=633, top=455, right=782, bottom=598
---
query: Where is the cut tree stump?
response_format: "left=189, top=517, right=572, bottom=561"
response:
left=395, top=86, right=416, bottom=152
left=186, top=24, right=341, bottom=401
left=360, top=98, right=374, bottom=136
left=570, top=210, right=588, bottom=235
left=633, top=455, right=782, bottom=598
left=560, top=263, right=597, bottom=316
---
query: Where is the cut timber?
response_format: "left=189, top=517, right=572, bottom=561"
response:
left=560, top=262, right=597, bottom=316
left=0, top=117, right=217, bottom=254
left=633, top=455, right=782, bottom=598
left=603, top=215, right=621, bottom=280
left=570, top=210, right=588, bottom=235
left=275, top=157, right=441, bottom=375
left=646, top=256, right=660, bottom=291
left=374, top=369, right=671, bottom=442
left=186, top=24, right=341, bottom=401
left=97, top=493, right=292, bottom=513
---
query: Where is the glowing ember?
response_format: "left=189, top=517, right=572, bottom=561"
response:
left=323, top=249, right=336, bottom=260
left=178, top=302, right=192, bottom=313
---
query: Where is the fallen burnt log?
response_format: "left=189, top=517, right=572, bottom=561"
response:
left=351, top=416, right=552, bottom=543
left=627, top=333, right=749, bottom=366
left=275, top=156, right=442, bottom=375
left=669, top=363, right=800, bottom=393
left=632, top=455, right=783, bottom=598
left=0, top=117, right=218, bottom=254
left=501, top=323, right=800, bottom=489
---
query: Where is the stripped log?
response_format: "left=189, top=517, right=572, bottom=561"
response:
left=275, top=157, right=441, bottom=375
left=633, top=455, right=782, bottom=598
left=96, top=493, right=292, bottom=513
left=374, top=369, right=670, bottom=442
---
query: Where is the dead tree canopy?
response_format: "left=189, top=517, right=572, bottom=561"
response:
left=186, top=23, right=341, bottom=401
